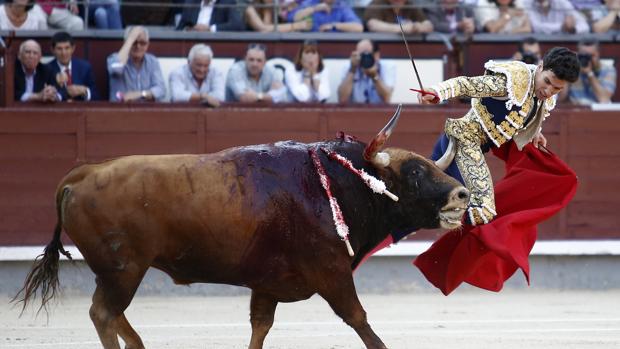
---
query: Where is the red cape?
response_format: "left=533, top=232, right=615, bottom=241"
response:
left=413, top=142, right=578, bottom=295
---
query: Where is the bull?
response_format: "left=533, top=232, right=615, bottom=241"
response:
left=15, top=106, right=469, bottom=349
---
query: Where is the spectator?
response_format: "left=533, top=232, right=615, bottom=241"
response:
left=590, top=0, right=620, bottom=33
left=337, top=39, right=396, bottom=104
left=225, top=43, right=287, bottom=103
left=475, top=0, right=531, bottom=33
left=107, top=26, right=166, bottom=102
left=523, top=0, right=589, bottom=34
left=169, top=44, right=225, bottom=106
left=14, top=40, right=60, bottom=102
left=288, top=0, right=363, bottom=32
left=569, top=0, right=602, bottom=18
left=285, top=40, right=330, bottom=103
left=0, top=0, right=47, bottom=30
left=511, top=36, right=542, bottom=64
left=364, top=0, right=433, bottom=34
left=176, top=0, right=245, bottom=31
left=245, top=0, right=311, bottom=32
left=559, top=38, right=616, bottom=105
left=569, top=0, right=602, bottom=11
left=87, top=0, right=122, bottom=29
left=47, top=31, right=98, bottom=102
left=36, top=0, right=84, bottom=30
left=424, top=0, right=475, bottom=35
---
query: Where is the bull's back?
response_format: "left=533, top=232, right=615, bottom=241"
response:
left=60, top=144, right=319, bottom=285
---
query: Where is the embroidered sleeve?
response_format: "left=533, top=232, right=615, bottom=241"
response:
left=430, top=74, right=508, bottom=102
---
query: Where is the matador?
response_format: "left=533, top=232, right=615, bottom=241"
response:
left=420, top=47, right=580, bottom=226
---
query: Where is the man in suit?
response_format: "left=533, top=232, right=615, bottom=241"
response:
left=47, top=31, right=99, bottom=101
left=14, top=39, right=59, bottom=102
left=175, top=0, right=245, bottom=31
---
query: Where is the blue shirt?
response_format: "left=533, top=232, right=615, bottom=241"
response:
left=288, top=0, right=361, bottom=32
left=569, top=61, right=617, bottom=105
left=225, top=60, right=287, bottom=102
left=339, top=60, right=396, bottom=104
left=107, top=53, right=166, bottom=102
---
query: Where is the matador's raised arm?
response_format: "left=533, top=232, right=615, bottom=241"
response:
left=430, top=74, right=509, bottom=102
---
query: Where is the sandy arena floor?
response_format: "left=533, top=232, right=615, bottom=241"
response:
left=2, top=289, right=619, bottom=349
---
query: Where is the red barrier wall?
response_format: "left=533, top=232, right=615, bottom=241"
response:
left=0, top=105, right=617, bottom=246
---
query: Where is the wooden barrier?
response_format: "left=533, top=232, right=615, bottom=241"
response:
left=0, top=105, right=617, bottom=246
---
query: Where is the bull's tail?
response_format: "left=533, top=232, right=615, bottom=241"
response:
left=12, top=186, right=73, bottom=315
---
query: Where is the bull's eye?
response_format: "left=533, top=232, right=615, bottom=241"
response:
left=411, top=166, right=425, bottom=177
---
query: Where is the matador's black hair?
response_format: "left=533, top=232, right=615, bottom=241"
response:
left=542, top=47, right=580, bottom=83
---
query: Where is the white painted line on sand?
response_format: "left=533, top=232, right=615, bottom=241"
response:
left=7, top=317, right=620, bottom=330
left=3, top=240, right=620, bottom=261
left=4, top=328, right=620, bottom=347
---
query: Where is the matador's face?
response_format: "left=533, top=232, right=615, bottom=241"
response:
left=534, top=65, right=567, bottom=100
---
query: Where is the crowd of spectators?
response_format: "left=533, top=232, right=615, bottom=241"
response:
left=14, top=28, right=614, bottom=106
left=11, top=27, right=402, bottom=105
left=4, top=1, right=620, bottom=106
left=1, top=0, right=620, bottom=34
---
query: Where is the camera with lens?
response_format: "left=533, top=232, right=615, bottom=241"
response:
left=578, top=53, right=592, bottom=68
left=520, top=51, right=539, bottom=65
left=359, top=52, right=375, bottom=69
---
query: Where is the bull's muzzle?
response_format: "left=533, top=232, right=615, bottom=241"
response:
left=439, top=186, right=470, bottom=229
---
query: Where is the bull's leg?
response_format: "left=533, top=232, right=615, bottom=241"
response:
left=90, top=284, right=122, bottom=349
left=248, top=290, right=278, bottom=349
left=89, top=271, right=146, bottom=349
left=116, top=314, right=145, bottom=349
left=318, top=275, right=387, bottom=349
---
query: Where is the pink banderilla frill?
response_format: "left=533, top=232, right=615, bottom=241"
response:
left=321, top=147, right=399, bottom=202
left=309, top=148, right=354, bottom=256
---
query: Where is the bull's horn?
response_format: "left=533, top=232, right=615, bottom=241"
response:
left=435, top=136, right=455, bottom=171
left=363, top=104, right=402, bottom=166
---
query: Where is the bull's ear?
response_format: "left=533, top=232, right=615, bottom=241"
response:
left=364, top=104, right=402, bottom=165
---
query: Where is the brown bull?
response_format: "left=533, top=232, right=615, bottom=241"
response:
left=16, top=107, right=469, bottom=349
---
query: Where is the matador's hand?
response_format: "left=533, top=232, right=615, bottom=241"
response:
left=531, top=132, right=547, bottom=149
left=416, top=88, right=440, bottom=104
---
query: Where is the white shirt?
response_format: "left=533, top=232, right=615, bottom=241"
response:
left=523, top=0, right=589, bottom=34
left=0, top=4, right=48, bottom=30
left=285, top=67, right=331, bottom=103
left=169, top=63, right=225, bottom=102
left=196, top=0, right=217, bottom=32
left=20, top=65, right=36, bottom=102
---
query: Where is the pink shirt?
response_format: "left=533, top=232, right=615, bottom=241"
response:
left=37, top=0, right=66, bottom=15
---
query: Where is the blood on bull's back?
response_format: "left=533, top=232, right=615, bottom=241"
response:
left=57, top=142, right=349, bottom=293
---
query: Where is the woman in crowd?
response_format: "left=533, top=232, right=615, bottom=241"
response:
left=285, top=39, right=330, bottom=102
left=0, top=0, right=47, bottom=30
left=245, top=0, right=311, bottom=32
left=476, top=0, right=531, bottom=34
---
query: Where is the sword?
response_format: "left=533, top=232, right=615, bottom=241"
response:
left=395, top=13, right=439, bottom=101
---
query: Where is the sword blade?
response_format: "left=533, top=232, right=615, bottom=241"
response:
left=396, top=15, right=425, bottom=91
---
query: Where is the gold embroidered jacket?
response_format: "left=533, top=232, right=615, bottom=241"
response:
left=431, top=60, right=557, bottom=149
left=429, top=60, right=557, bottom=225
